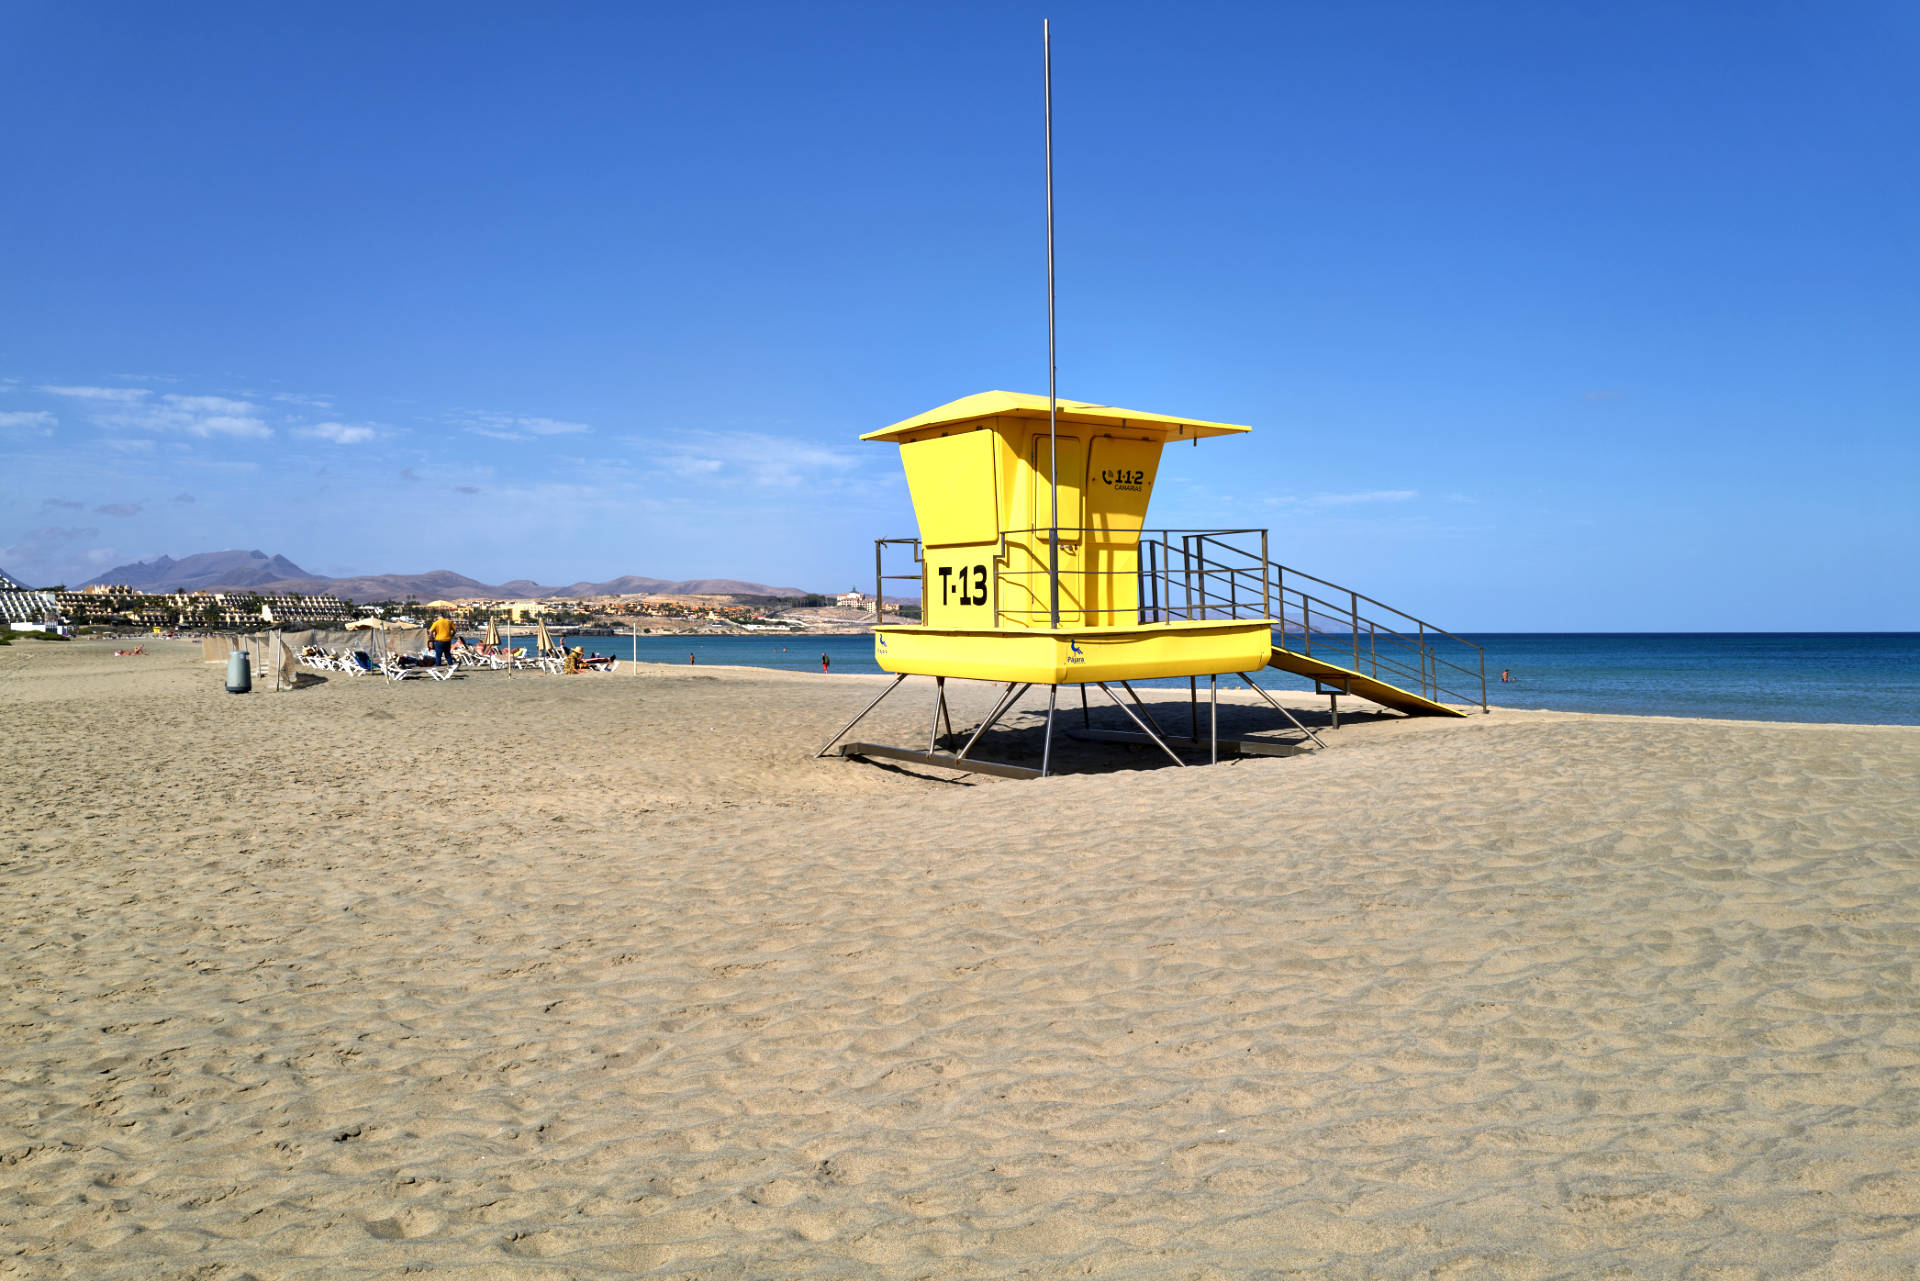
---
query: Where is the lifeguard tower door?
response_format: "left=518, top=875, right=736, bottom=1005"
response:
left=1029, top=434, right=1085, bottom=627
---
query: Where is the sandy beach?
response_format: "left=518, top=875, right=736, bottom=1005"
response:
left=4, top=637, right=1918, bottom=1279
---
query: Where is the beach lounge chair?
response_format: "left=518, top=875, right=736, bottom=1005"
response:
left=297, top=646, right=336, bottom=670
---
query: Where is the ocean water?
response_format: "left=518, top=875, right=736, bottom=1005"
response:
left=1465, top=633, right=1920, bottom=725
left=530, top=632, right=1920, bottom=726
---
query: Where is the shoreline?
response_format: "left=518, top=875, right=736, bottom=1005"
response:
left=18, top=634, right=1920, bottom=730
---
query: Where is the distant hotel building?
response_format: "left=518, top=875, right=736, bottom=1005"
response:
left=0, top=575, right=359, bottom=631
left=0, top=566, right=60, bottom=626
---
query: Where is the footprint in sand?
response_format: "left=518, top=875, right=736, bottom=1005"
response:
left=366, top=1206, right=442, bottom=1239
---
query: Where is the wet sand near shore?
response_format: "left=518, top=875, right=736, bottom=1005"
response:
left=4, top=638, right=1919, bottom=1278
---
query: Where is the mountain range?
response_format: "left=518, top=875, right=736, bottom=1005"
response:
left=80, top=550, right=809, bottom=602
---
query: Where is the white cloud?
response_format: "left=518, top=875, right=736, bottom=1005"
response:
left=664, top=456, right=726, bottom=477
left=1315, top=489, right=1417, bottom=506
left=271, top=392, right=335, bottom=409
left=644, top=430, right=861, bottom=490
left=36, top=384, right=271, bottom=438
left=457, top=410, right=592, bottom=441
left=0, top=410, right=55, bottom=430
left=520, top=417, right=590, bottom=436
left=300, top=421, right=376, bottom=445
left=162, top=394, right=254, bottom=415
left=1272, top=489, right=1419, bottom=508
left=39, top=385, right=152, bottom=402
left=96, top=392, right=272, bottom=439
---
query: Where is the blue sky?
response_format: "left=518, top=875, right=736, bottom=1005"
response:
left=3, top=1, right=1915, bottom=628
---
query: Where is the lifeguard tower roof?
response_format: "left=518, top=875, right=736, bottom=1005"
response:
left=860, top=391, right=1249, bottom=445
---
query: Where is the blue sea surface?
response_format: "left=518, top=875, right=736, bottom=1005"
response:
left=530, top=632, right=1920, bottom=726
left=1465, top=633, right=1920, bottom=725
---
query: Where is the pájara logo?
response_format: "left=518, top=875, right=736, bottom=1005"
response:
left=1067, top=639, right=1086, bottom=664
left=876, top=633, right=888, bottom=650
left=1100, top=467, right=1147, bottom=492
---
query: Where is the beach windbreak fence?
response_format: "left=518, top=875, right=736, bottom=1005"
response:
left=876, top=529, right=1486, bottom=710
left=204, top=627, right=432, bottom=686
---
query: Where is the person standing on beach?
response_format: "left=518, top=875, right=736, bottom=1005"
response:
left=821, top=652, right=830, bottom=673
left=427, top=614, right=457, bottom=667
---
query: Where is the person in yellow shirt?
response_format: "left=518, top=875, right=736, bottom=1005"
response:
left=427, top=615, right=458, bottom=667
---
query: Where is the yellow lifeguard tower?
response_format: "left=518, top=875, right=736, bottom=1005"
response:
left=817, top=390, right=1489, bottom=779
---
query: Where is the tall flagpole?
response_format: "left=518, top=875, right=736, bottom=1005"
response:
left=1044, top=18, right=1060, bottom=630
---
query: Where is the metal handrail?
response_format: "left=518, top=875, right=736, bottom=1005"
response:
left=1276, top=562, right=1482, bottom=655
left=1281, top=585, right=1480, bottom=682
left=1277, top=594, right=1476, bottom=701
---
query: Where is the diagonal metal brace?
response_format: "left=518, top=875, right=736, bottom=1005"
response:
left=815, top=673, right=909, bottom=758
left=1095, top=682, right=1185, bottom=767
left=1236, top=672, right=1327, bottom=749
left=1117, top=680, right=1170, bottom=738
left=958, top=682, right=1030, bottom=761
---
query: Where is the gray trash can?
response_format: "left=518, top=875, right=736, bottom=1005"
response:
left=226, top=650, right=251, bottom=694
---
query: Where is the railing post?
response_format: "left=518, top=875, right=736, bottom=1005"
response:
left=1162, top=531, right=1172, bottom=622
left=1144, top=537, right=1159, bottom=626
left=1351, top=590, right=1360, bottom=671
left=1182, top=535, right=1195, bottom=621
left=874, top=540, right=883, bottom=628
left=1138, top=538, right=1149, bottom=624
left=1419, top=621, right=1429, bottom=697
left=1480, top=645, right=1487, bottom=712
left=1277, top=565, right=1289, bottom=650
left=1227, top=539, right=1240, bottom=618
left=1260, top=530, right=1271, bottom=623
left=1195, top=538, right=1211, bottom=620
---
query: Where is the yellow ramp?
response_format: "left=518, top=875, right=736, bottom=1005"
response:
left=1267, top=647, right=1469, bottom=718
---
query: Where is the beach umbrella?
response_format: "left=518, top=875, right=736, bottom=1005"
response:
left=535, top=616, right=557, bottom=657
left=484, top=617, right=500, bottom=649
